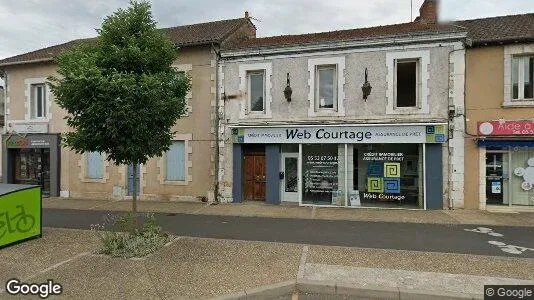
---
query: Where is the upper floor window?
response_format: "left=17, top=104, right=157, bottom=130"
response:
left=315, top=65, right=337, bottom=110
left=395, top=59, right=420, bottom=108
left=238, top=62, right=272, bottom=119
left=386, top=50, right=429, bottom=115
left=307, top=57, right=345, bottom=117
left=30, top=83, right=47, bottom=119
left=165, top=141, right=186, bottom=181
left=512, top=55, right=534, bottom=100
left=248, top=70, right=265, bottom=113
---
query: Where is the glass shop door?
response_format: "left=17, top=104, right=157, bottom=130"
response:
left=12, top=148, right=51, bottom=197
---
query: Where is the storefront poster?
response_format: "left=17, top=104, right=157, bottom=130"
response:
left=514, top=157, right=534, bottom=191
left=491, top=181, right=502, bottom=194
left=232, top=124, right=447, bottom=144
left=302, top=145, right=339, bottom=204
left=364, top=152, right=405, bottom=202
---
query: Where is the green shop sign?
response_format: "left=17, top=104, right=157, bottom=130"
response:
left=0, top=185, right=41, bottom=248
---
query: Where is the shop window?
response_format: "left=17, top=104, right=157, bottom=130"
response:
left=510, top=148, right=534, bottom=206
left=248, top=70, right=265, bottom=113
left=511, top=56, right=534, bottom=100
left=395, top=59, right=419, bottom=108
left=30, top=83, right=47, bottom=119
left=315, top=65, right=337, bottom=110
left=302, top=144, right=344, bottom=206
left=349, top=144, right=423, bottom=209
left=86, top=152, right=103, bottom=179
left=166, top=141, right=186, bottom=181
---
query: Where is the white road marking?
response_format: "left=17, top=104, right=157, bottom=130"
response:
left=488, top=241, right=534, bottom=255
left=464, top=227, right=504, bottom=237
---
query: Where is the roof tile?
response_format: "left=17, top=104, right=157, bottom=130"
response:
left=0, top=18, right=248, bottom=66
left=454, top=13, right=534, bottom=46
left=223, top=22, right=462, bottom=50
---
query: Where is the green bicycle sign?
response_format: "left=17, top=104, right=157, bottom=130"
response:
left=0, top=185, right=41, bottom=248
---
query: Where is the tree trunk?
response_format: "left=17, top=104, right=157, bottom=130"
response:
left=132, top=163, right=138, bottom=223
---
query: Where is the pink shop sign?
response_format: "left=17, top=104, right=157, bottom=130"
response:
left=478, top=120, right=534, bottom=136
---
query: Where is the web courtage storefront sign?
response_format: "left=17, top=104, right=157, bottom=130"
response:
left=231, top=124, right=447, bottom=144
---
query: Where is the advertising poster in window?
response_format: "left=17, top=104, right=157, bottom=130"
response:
left=362, top=151, right=405, bottom=203
left=302, top=144, right=339, bottom=204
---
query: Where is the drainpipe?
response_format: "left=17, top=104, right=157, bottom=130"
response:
left=212, top=43, right=221, bottom=204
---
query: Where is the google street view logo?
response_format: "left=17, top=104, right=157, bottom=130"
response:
left=5, top=279, right=63, bottom=299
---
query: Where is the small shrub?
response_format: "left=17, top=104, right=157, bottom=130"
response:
left=91, top=213, right=170, bottom=258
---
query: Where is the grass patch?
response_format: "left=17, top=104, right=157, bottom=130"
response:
left=91, top=213, right=170, bottom=258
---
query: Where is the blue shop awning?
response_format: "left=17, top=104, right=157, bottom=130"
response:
left=477, top=139, right=534, bottom=148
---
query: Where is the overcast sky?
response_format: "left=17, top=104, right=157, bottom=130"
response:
left=0, top=0, right=533, bottom=81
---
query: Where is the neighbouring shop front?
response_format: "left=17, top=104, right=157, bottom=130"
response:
left=231, top=123, right=447, bottom=209
left=2, top=132, right=60, bottom=197
left=477, top=120, right=534, bottom=207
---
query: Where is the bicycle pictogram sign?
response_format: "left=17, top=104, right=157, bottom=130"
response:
left=0, top=205, right=36, bottom=240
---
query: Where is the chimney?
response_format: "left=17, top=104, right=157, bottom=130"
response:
left=418, top=0, right=438, bottom=24
left=245, top=11, right=249, bottom=19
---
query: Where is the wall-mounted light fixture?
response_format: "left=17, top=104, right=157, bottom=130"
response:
left=361, top=68, right=372, bottom=101
left=284, top=73, right=292, bottom=102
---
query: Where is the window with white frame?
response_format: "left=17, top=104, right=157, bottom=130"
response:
left=165, top=141, right=186, bottom=181
left=247, top=70, right=265, bottom=113
left=395, top=59, right=420, bottom=108
left=315, top=65, right=338, bottom=110
left=86, top=152, right=103, bottom=179
left=30, top=83, right=47, bottom=119
left=386, top=50, right=429, bottom=114
left=511, top=55, right=534, bottom=100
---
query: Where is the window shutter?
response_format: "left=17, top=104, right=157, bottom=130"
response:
left=86, top=152, right=103, bottom=179
left=166, top=141, right=186, bottom=181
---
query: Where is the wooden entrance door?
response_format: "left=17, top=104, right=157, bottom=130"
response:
left=244, top=154, right=266, bottom=201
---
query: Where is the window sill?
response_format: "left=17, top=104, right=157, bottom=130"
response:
left=242, top=112, right=272, bottom=119
left=309, top=110, right=345, bottom=117
left=26, top=118, right=50, bottom=123
left=386, top=107, right=429, bottom=115
left=81, top=178, right=107, bottom=184
left=162, top=180, right=189, bottom=186
left=503, top=101, right=534, bottom=108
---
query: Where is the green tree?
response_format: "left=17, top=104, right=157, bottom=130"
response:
left=48, top=1, right=190, bottom=218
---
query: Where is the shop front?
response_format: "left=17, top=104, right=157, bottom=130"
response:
left=2, top=133, right=60, bottom=197
left=477, top=120, right=534, bottom=207
left=231, top=123, right=447, bottom=209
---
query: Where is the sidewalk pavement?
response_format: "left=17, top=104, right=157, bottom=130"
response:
left=44, top=197, right=534, bottom=227
left=1, top=228, right=533, bottom=299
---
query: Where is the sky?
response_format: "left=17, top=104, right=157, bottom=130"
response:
left=0, top=0, right=533, bottom=85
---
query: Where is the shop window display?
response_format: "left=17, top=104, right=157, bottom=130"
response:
left=301, top=143, right=422, bottom=208
left=510, top=147, right=534, bottom=206
left=302, top=144, right=345, bottom=205
left=349, top=144, right=423, bottom=208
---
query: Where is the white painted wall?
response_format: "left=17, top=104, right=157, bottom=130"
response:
left=217, top=39, right=466, bottom=206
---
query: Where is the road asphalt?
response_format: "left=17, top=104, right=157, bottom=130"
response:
left=43, top=208, right=534, bottom=258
